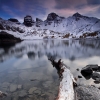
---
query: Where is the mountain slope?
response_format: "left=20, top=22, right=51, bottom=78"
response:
left=0, top=13, right=100, bottom=39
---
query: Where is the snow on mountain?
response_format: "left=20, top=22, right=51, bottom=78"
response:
left=0, top=12, right=100, bottom=39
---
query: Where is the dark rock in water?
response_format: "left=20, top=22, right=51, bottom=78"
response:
left=94, top=80, right=100, bottom=84
left=81, top=65, right=99, bottom=79
left=78, top=75, right=82, bottom=78
left=8, top=18, right=19, bottom=22
left=76, top=68, right=79, bottom=71
left=0, top=23, right=5, bottom=30
left=84, top=64, right=98, bottom=71
left=76, top=85, right=100, bottom=100
left=81, top=68, right=92, bottom=79
left=24, top=15, right=33, bottom=27
left=92, top=72, right=100, bottom=81
left=0, top=31, right=22, bottom=43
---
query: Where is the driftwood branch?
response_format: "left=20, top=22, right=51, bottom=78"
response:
left=48, top=58, right=77, bottom=100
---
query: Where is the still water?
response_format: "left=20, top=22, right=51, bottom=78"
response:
left=0, top=39, right=100, bottom=100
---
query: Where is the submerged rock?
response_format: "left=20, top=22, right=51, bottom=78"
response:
left=17, top=85, right=22, bottom=90
left=28, top=87, right=37, bottom=94
left=81, top=64, right=99, bottom=79
left=19, top=90, right=27, bottom=97
left=10, top=84, right=17, bottom=92
left=81, top=68, right=92, bottom=79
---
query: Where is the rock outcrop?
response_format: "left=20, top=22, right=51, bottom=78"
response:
left=36, top=18, right=43, bottom=27
left=24, top=15, right=34, bottom=27
left=8, top=18, right=19, bottom=22
left=0, top=31, right=22, bottom=42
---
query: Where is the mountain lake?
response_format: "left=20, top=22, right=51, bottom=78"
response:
left=0, top=39, right=100, bottom=100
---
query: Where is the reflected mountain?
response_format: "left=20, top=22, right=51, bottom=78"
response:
left=0, top=39, right=100, bottom=62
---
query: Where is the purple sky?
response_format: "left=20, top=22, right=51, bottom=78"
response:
left=0, top=0, right=100, bottom=22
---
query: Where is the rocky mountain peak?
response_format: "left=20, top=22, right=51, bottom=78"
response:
left=24, top=15, right=33, bottom=27
left=47, top=12, right=58, bottom=21
left=36, top=18, right=43, bottom=22
left=8, top=18, right=19, bottom=22
left=36, top=18, right=43, bottom=27
left=73, top=12, right=82, bottom=17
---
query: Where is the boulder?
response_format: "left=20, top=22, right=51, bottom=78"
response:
left=76, top=85, right=100, bottom=100
left=10, top=84, right=17, bottom=92
left=92, top=72, right=100, bottom=83
left=81, top=68, right=92, bottom=79
left=81, top=65, right=99, bottom=79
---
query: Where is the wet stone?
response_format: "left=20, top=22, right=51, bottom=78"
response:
left=43, top=81, right=52, bottom=87
left=78, top=75, right=82, bottom=78
left=19, top=90, right=27, bottom=97
left=28, top=87, right=37, bottom=94
left=2, top=82, right=10, bottom=88
left=34, top=89, right=41, bottom=94
left=17, top=85, right=22, bottom=89
left=10, top=84, right=17, bottom=92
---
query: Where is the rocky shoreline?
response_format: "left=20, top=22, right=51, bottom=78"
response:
left=0, top=31, right=22, bottom=43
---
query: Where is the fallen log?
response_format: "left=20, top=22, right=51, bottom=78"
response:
left=48, top=58, right=77, bottom=100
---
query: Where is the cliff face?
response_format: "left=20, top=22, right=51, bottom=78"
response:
left=0, top=31, right=22, bottom=43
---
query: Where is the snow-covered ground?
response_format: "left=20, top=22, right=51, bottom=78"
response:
left=0, top=13, right=100, bottom=39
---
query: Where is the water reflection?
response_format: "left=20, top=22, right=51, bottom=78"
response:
left=0, top=39, right=100, bottom=100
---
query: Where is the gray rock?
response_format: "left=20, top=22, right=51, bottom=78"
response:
left=17, top=85, right=22, bottom=89
left=92, top=73, right=100, bottom=80
left=76, top=85, right=100, bottom=100
left=28, top=87, right=37, bottom=94
left=34, top=89, right=41, bottom=94
left=19, top=90, right=27, bottom=97
left=10, top=84, right=17, bottom=92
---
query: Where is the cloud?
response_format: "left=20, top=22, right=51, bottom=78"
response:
left=0, top=0, right=47, bottom=21
left=87, top=0, right=100, bottom=5
left=0, top=0, right=100, bottom=21
left=55, top=0, right=87, bottom=9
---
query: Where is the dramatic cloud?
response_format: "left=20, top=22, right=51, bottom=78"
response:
left=87, top=0, right=100, bottom=5
left=0, top=0, right=100, bottom=22
left=55, top=0, right=87, bottom=9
